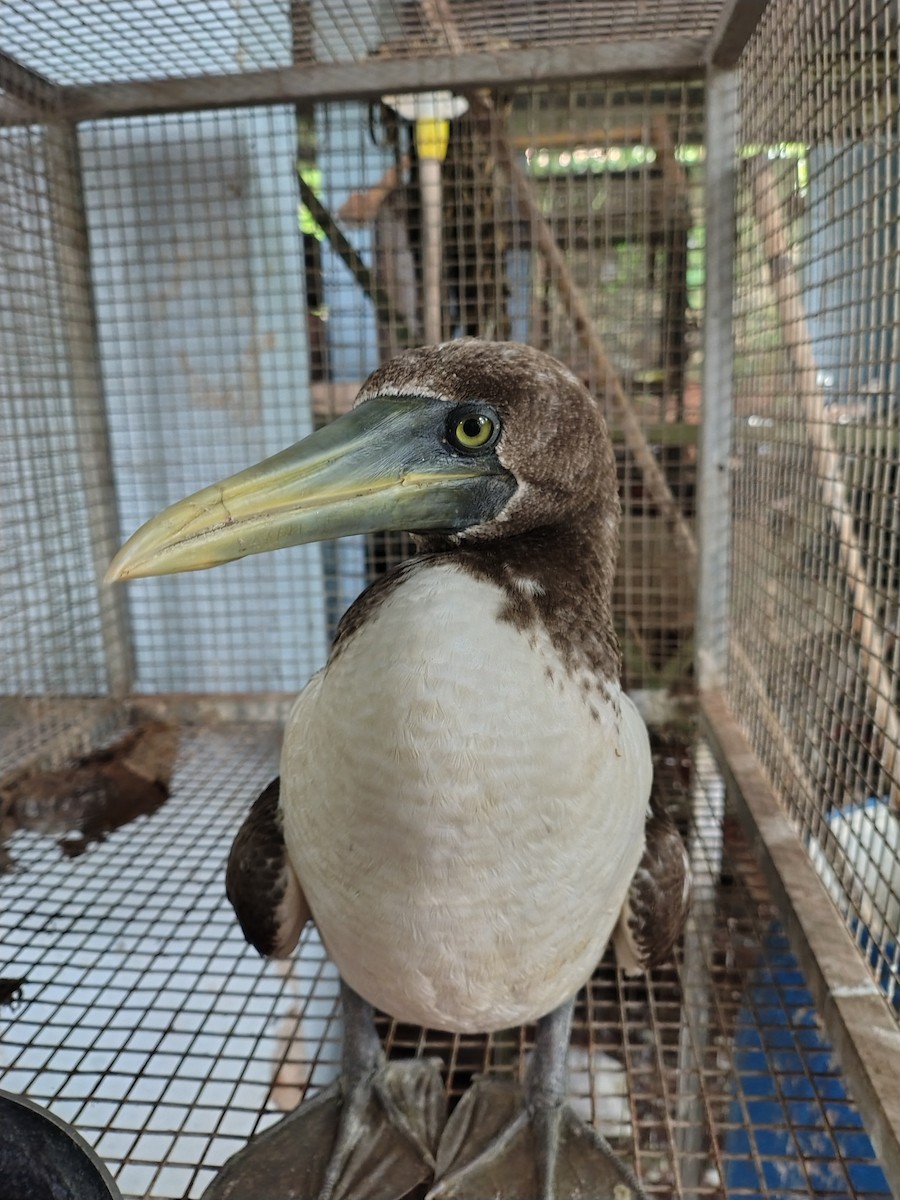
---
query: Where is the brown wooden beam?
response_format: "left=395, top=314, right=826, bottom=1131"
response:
left=60, top=39, right=707, bottom=122
left=43, top=124, right=135, bottom=695
left=706, top=0, right=771, bottom=68
left=0, top=50, right=59, bottom=123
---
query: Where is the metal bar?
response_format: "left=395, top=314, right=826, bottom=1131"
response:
left=59, top=39, right=708, bottom=122
left=43, top=123, right=135, bottom=697
left=701, top=688, right=900, bottom=1196
left=696, top=68, right=737, bottom=691
left=705, top=0, right=771, bottom=68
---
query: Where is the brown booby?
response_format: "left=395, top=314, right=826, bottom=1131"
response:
left=107, top=339, right=690, bottom=1200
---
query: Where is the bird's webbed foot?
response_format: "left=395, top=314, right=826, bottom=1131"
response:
left=312, top=1054, right=446, bottom=1200
left=427, top=1002, right=646, bottom=1200
left=426, top=1078, right=642, bottom=1200
left=202, top=985, right=446, bottom=1200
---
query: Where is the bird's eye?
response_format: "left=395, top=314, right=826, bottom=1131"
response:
left=448, top=409, right=499, bottom=453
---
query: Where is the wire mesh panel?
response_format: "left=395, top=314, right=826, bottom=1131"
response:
left=0, top=55, right=130, bottom=783
left=0, top=729, right=891, bottom=1198
left=729, top=0, right=900, bottom=1013
left=2, top=0, right=299, bottom=85
left=2, top=2, right=721, bottom=86
left=513, top=84, right=703, bottom=688
left=0, top=115, right=105, bottom=697
left=2, top=69, right=703, bottom=706
left=301, top=80, right=704, bottom=688
left=2, top=0, right=896, bottom=1195
left=374, top=0, right=721, bottom=60
left=78, top=106, right=329, bottom=694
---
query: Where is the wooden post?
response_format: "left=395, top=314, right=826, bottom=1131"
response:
left=44, top=122, right=135, bottom=697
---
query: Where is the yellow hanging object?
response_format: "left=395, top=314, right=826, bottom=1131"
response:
left=416, top=117, right=450, bottom=163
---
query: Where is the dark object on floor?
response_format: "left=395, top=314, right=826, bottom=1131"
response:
left=1, top=721, right=178, bottom=859
left=0, top=977, right=25, bottom=1008
left=0, top=1090, right=121, bottom=1200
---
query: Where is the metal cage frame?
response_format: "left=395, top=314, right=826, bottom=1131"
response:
left=2, top=0, right=899, bottom=1194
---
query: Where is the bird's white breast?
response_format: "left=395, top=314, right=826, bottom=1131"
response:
left=281, top=562, right=651, bottom=1032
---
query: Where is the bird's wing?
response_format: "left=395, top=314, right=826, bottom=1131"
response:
left=226, top=776, right=311, bottom=958
left=613, top=803, right=691, bottom=973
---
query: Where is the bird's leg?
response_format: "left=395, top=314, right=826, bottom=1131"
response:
left=201, top=980, right=445, bottom=1200
left=428, top=997, right=646, bottom=1200
left=316, top=982, right=446, bottom=1200
left=317, top=982, right=392, bottom=1195
left=526, top=997, right=572, bottom=1196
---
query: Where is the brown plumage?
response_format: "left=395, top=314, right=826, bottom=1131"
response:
left=226, top=778, right=310, bottom=959
left=353, top=339, right=622, bottom=682
left=613, top=801, right=692, bottom=973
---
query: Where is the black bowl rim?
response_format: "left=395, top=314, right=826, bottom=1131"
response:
left=0, top=1088, right=121, bottom=1198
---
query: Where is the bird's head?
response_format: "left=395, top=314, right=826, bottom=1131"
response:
left=106, top=339, right=617, bottom=582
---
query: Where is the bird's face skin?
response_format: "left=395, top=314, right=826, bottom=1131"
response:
left=366, top=340, right=617, bottom=549
left=105, top=339, right=614, bottom=583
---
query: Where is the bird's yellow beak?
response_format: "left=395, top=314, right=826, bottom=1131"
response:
left=105, top=396, right=514, bottom=582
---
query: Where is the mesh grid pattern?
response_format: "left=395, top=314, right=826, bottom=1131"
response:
left=2, top=78, right=701, bottom=699
left=728, top=0, right=900, bottom=1014
left=1, top=0, right=898, bottom=1192
left=304, top=81, right=703, bottom=690
left=3, top=2, right=721, bottom=86
left=78, top=106, right=329, bottom=694
left=516, top=86, right=702, bottom=686
left=3, top=1, right=296, bottom=86
left=0, top=116, right=108, bottom=698
left=1, top=730, right=890, bottom=1198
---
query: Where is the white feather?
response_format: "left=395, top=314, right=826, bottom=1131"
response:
left=282, top=563, right=651, bottom=1032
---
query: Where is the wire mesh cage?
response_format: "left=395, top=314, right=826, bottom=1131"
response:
left=1, top=1, right=899, bottom=1197
left=726, top=0, right=900, bottom=1026
left=1, top=729, right=891, bottom=1199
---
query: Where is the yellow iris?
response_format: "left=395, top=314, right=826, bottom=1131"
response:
left=453, top=415, right=494, bottom=449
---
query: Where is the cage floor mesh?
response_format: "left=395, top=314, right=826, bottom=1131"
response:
left=0, top=724, right=891, bottom=1198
